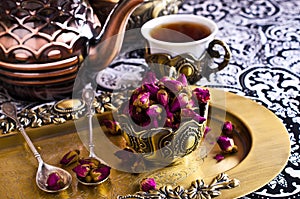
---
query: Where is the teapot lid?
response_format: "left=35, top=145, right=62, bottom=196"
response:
left=0, top=0, right=101, bottom=64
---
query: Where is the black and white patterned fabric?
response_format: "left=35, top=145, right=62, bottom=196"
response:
left=0, top=0, right=299, bottom=198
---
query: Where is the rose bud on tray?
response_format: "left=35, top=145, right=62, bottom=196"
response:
left=60, top=150, right=80, bottom=166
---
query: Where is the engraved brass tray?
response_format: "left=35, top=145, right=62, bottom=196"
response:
left=0, top=89, right=290, bottom=198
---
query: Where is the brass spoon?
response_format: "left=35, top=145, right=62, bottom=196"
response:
left=77, top=85, right=109, bottom=185
left=2, top=102, right=72, bottom=193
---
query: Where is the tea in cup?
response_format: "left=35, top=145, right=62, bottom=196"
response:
left=141, top=14, right=231, bottom=83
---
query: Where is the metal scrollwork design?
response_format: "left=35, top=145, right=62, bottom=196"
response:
left=145, top=53, right=207, bottom=84
left=207, top=39, right=232, bottom=72
left=117, top=173, right=240, bottom=199
left=0, top=92, right=113, bottom=135
left=117, top=114, right=205, bottom=164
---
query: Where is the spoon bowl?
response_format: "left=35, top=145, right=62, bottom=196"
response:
left=36, top=162, right=72, bottom=193
left=2, top=102, right=72, bottom=192
left=76, top=166, right=109, bottom=186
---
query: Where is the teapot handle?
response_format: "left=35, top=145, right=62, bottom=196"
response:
left=207, top=39, right=231, bottom=71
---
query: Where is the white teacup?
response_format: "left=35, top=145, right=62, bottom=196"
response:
left=141, top=14, right=231, bottom=83
left=141, top=14, right=218, bottom=58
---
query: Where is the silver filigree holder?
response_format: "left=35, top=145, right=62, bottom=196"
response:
left=145, top=39, right=232, bottom=84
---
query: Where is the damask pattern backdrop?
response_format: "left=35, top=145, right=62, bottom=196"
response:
left=180, top=0, right=300, bottom=198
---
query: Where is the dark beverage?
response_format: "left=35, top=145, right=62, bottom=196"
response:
left=150, top=22, right=211, bottom=43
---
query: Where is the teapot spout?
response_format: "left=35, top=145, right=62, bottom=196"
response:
left=88, top=0, right=145, bottom=72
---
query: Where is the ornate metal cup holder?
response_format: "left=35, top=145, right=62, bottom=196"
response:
left=116, top=112, right=206, bottom=169
left=145, top=39, right=231, bottom=84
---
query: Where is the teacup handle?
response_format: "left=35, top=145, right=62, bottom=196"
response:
left=207, top=39, right=231, bottom=71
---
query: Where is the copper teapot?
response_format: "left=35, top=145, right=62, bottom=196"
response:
left=0, top=0, right=181, bottom=101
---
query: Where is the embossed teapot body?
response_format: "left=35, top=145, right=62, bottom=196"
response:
left=0, top=0, right=145, bottom=101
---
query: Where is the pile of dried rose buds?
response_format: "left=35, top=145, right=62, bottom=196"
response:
left=60, top=150, right=111, bottom=184
left=215, top=121, right=238, bottom=162
left=72, top=158, right=110, bottom=183
left=120, top=72, right=210, bottom=131
left=46, top=172, right=65, bottom=190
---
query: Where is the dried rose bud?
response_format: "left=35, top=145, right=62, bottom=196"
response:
left=181, top=108, right=206, bottom=123
left=138, top=71, right=159, bottom=98
left=217, top=136, right=238, bottom=153
left=146, top=105, right=163, bottom=117
left=130, top=87, right=143, bottom=103
left=214, top=153, right=225, bottom=162
left=146, top=105, right=164, bottom=128
left=101, top=119, right=121, bottom=135
left=72, top=164, right=90, bottom=178
left=204, top=126, right=211, bottom=138
left=60, top=150, right=80, bottom=166
left=157, top=89, right=169, bottom=107
left=78, top=157, right=100, bottom=169
left=46, top=172, right=65, bottom=190
left=170, top=93, right=189, bottom=112
left=176, top=73, right=188, bottom=87
left=140, top=178, right=156, bottom=192
left=142, top=83, right=159, bottom=98
left=193, top=87, right=210, bottom=104
left=141, top=71, right=157, bottom=85
left=90, top=165, right=111, bottom=182
left=222, top=121, right=234, bottom=136
left=160, top=78, right=183, bottom=93
left=158, top=76, right=171, bottom=83
left=90, top=168, right=102, bottom=182
left=164, top=110, right=176, bottom=129
left=133, top=92, right=150, bottom=111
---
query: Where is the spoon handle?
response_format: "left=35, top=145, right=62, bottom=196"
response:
left=2, top=102, right=43, bottom=163
left=82, top=85, right=96, bottom=157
